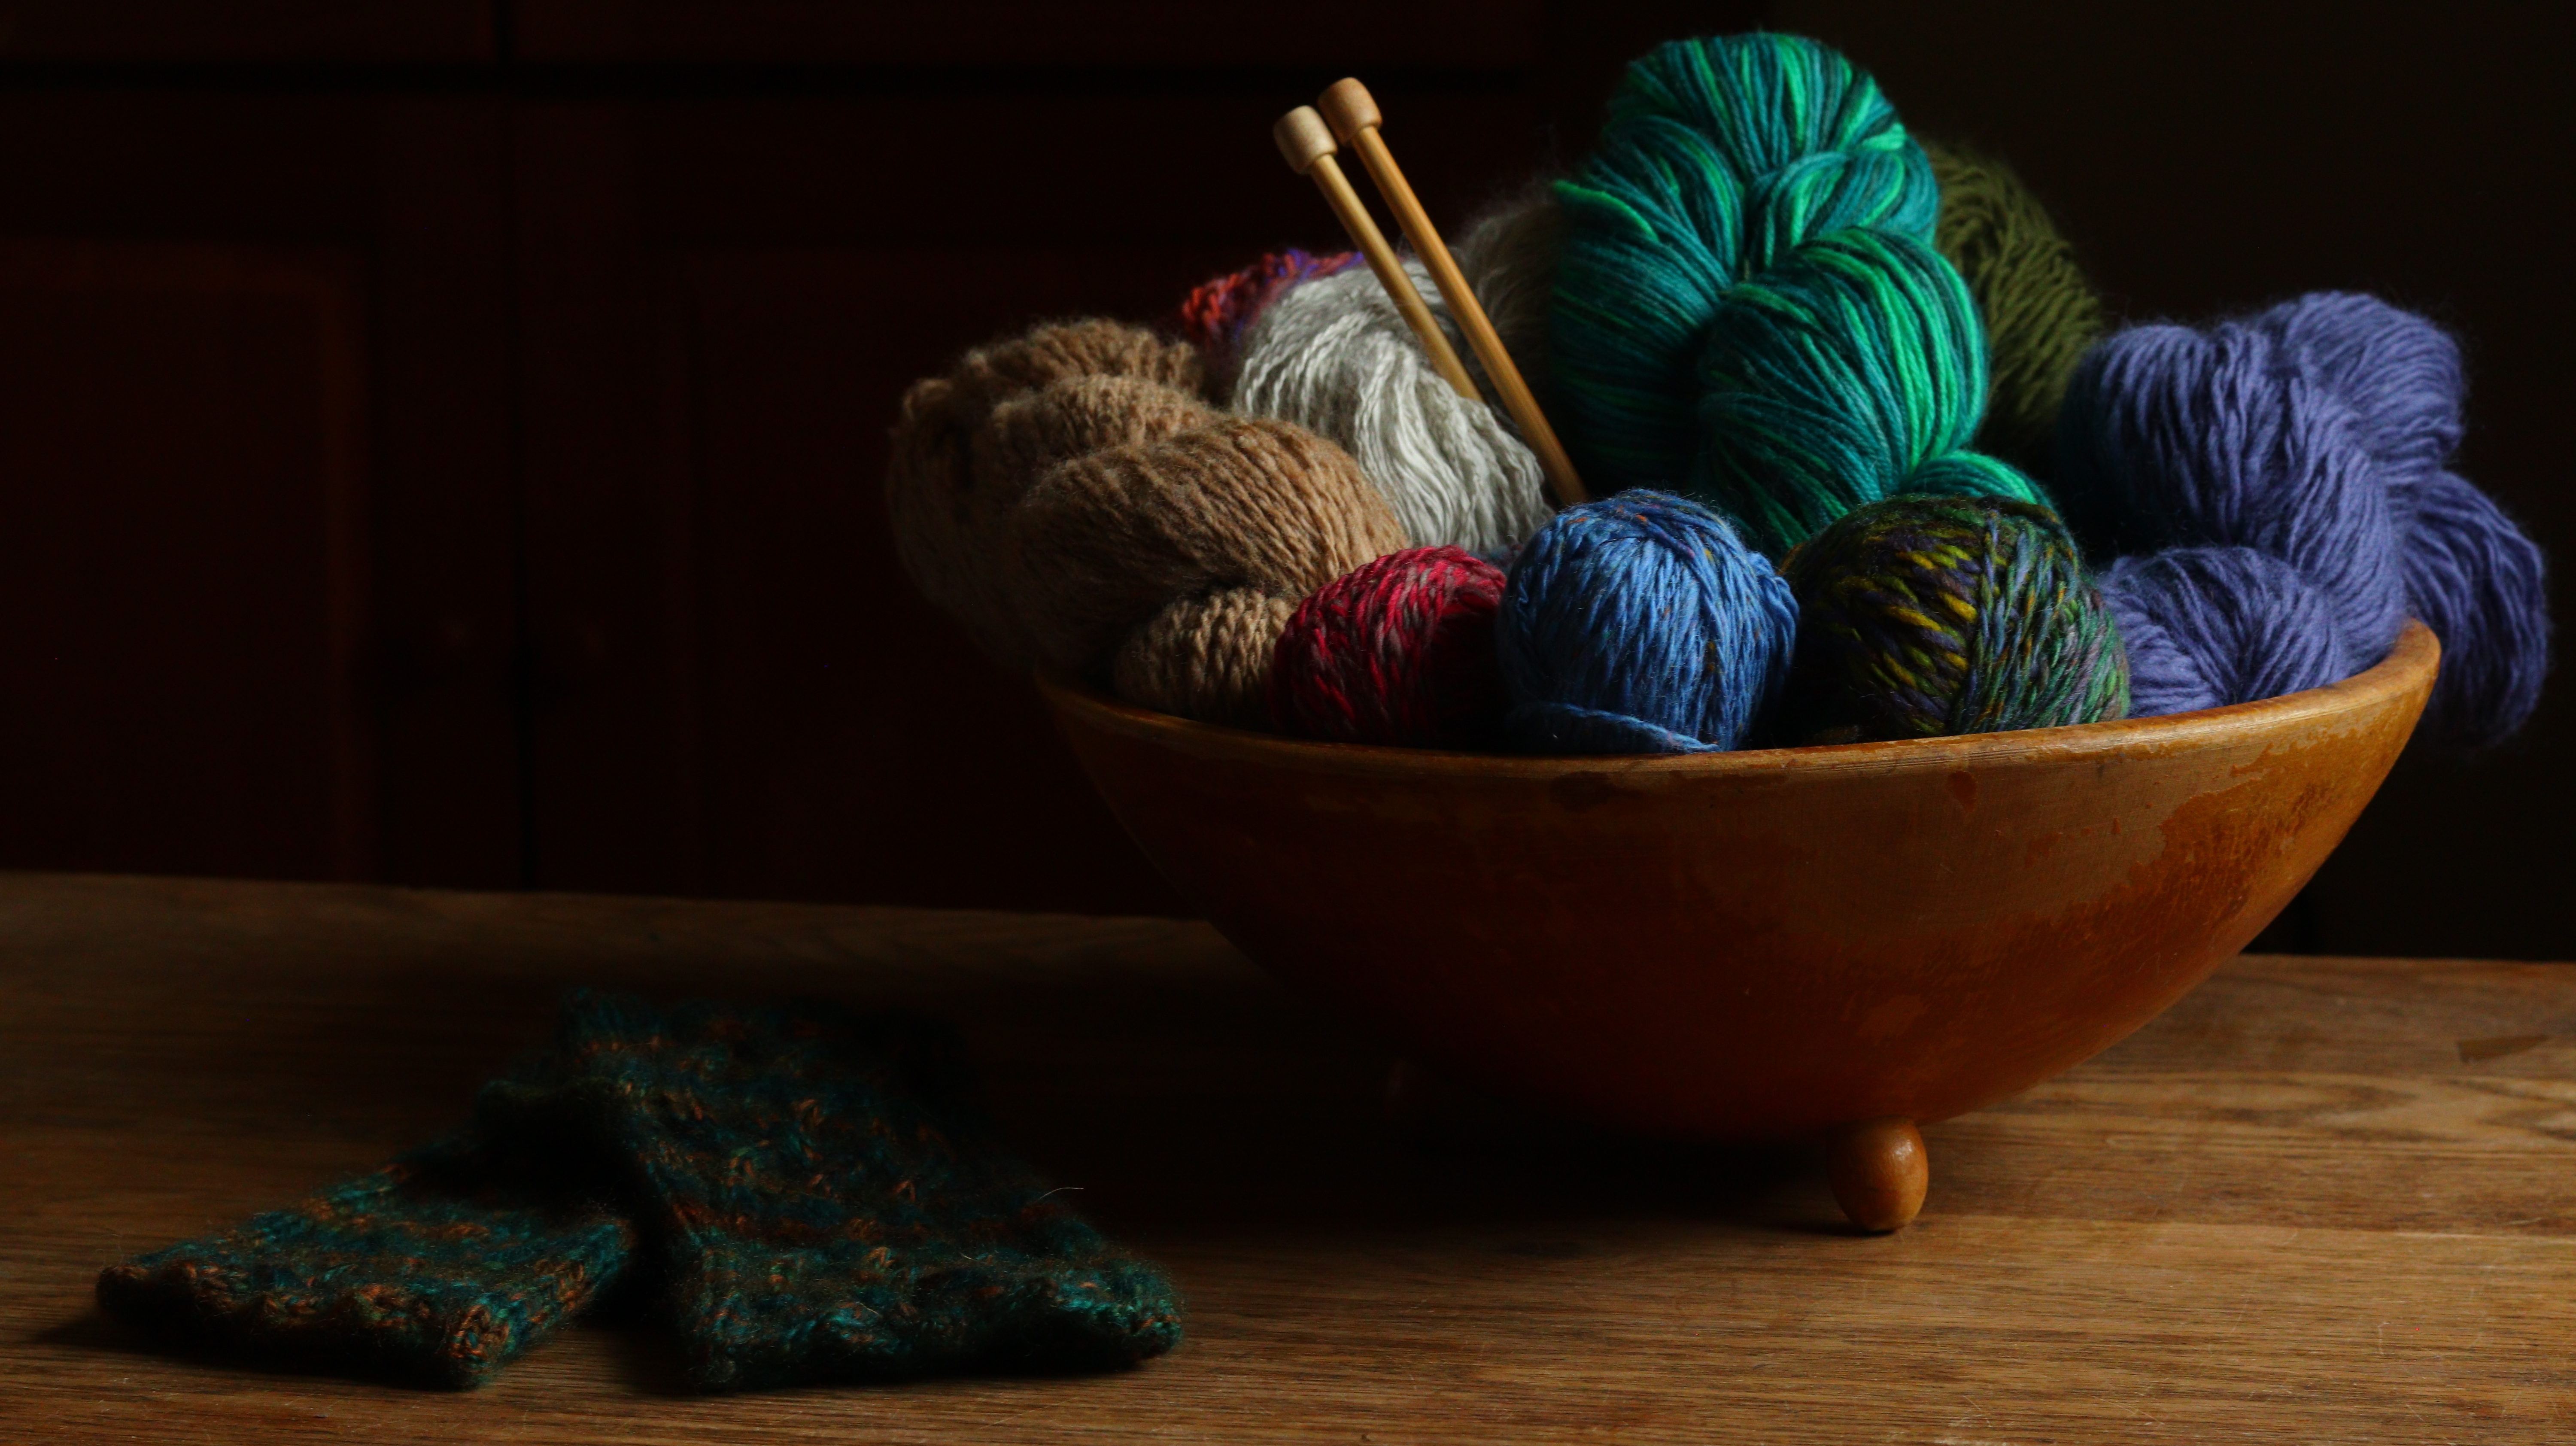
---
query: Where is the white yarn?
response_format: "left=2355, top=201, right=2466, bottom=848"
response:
left=1230, top=258, right=1555, bottom=556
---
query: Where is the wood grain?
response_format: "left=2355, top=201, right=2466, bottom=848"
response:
left=3, top=872, right=2571, bottom=1442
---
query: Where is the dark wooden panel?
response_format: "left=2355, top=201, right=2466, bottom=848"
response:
left=1776, top=0, right=2573, bottom=960
left=0, top=90, right=374, bottom=238
left=0, top=241, right=372, bottom=879
left=0, top=90, right=525, bottom=890
left=515, top=0, right=1549, bottom=66
left=370, top=97, right=525, bottom=888
left=0, top=1, right=492, bottom=61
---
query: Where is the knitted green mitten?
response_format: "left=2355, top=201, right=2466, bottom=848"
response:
left=96, top=1134, right=634, bottom=1388
left=477, top=989, right=1182, bottom=1390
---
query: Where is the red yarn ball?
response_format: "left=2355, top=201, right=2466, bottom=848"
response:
left=1270, top=546, right=1509, bottom=747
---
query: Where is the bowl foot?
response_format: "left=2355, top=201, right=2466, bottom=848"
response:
left=1826, top=1116, right=1927, bottom=1231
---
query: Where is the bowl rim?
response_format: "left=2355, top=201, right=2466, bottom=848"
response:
left=1038, top=618, right=2440, bottom=780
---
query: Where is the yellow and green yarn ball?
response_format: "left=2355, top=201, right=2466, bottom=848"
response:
left=1779, top=495, right=2129, bottom=743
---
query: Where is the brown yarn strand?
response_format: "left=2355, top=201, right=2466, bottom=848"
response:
left=887, top=319, right=1408, bottom=728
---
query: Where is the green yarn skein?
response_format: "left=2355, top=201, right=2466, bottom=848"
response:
left=1550, top=33, right=2046, bottom=556
left=1924, top=140, right=2106, bottom=477
left=1779, top=494, right=2130, bottom=742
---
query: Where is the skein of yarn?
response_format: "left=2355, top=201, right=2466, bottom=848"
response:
left=1922, top=140, right=2106, bottom=477
left=1270, top=546, right=1508, bottom=747
left=1548, top=33, right=2045, bottom=556
left=1452, top=140, right=2104, bottom=487
left=887, top=319, right=1409, bottom=728
left=2056, top=292, right=2548, bottom=745
left=1233, top=258, right=1557, bottom=556
left=1779, top=495, right=2129, bottom=742
left=2097, top=547, right=2345, bottom=718
left=887, top=321, right=1209, bottom=662
left=1451, top=180, right=1564, bottom=410
left=1496, top=492, right=1796, bottom=754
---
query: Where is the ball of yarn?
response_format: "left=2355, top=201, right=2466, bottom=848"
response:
left=1233, top=259, right=1555, bottom=556
left=1496, top=492, right=1796, bottom=754
left=1548, top=33, right=2044, bottom=556
left=1922, top=140, right=2105, bottom=477
left=887, top=319, right=1409, bottom=728
left=1270, top=547, right=1508, bottom=748
left=2057, top=292, right=2548, bottom=745
left=1780, top=495, right=2129, bottom=741
left=2098, top=547, right=2346, bottom=717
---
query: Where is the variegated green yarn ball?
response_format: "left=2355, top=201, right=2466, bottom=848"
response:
left=1778, top=494, right=2129, bottom=742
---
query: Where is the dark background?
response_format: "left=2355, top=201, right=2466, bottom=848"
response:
left=0, top=2, right=2561, bottom=958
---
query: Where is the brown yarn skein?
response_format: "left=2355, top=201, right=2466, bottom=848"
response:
left=887, top=321, right=1207, bottom=661
left=1111, top=589, right=1300, bottom=729
left=887, top=319, right=1407, bottom=727
left=1005, top=416, right=1407, bottom=677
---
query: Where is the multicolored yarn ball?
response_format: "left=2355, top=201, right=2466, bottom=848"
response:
left=1270, top=546, right=1508, bottom=747
left=1496, top=491, right=1796, bottom=754
left=1233, top=258, right=1555, bottom=554
left=1178, top=248, right=1358, bottom=389
left=1923, top=140, right=2105, bottom=477
left=2098, top=547, right=2346, bottom=717
left=1548, top=33, right=2045, bottom=556
left=887, top=319, right=1409, bottom=728
left=2056, top=291, right=2549, bottom=746
left=1780, top=494, right=2129, bottom=742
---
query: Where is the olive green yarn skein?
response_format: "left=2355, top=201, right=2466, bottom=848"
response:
left=1924, top=140, right=2105, bottom=477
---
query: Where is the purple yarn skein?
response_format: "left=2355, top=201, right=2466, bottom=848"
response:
left=2059, top=292, right=2548, bottom=746
left=2099, top=547, right=2345, bottom=717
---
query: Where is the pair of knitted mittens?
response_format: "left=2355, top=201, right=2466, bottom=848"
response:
left=98, top=991, right=1181, bottom=1390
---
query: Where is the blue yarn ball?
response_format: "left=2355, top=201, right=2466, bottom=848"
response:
left=1496, top=492, right=1797, bottom=754
left=2098, top=548, right=2347, bottom=717
left=2058, top=292, right=2549, bottom=745
left=1549, top=32, right=2045, bottom=555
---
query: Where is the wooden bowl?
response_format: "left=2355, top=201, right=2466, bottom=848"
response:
left=1039, top=621, right=2438, bottom=1228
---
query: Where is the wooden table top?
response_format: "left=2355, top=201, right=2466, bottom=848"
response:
left=4, top=872, right=2571, bottom=1443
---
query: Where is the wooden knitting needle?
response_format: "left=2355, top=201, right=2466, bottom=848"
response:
left=1272, top=105, right=1482, bottom=402
left=1318, top=78, right=1589, bottom=505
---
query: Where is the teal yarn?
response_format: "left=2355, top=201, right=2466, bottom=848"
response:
left=97, top=1134, right=634, bottom=1388
left=1780, top=494, right=2129, bottom=741
left=1550, top=33, right=2045, bottom=555
left=1496, top=491, right=1798, bottom=753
